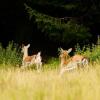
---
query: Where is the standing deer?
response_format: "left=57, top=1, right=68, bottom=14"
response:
left=21, top=44, right=42, bottom=70
left=59, top=48, right=88, bottom=75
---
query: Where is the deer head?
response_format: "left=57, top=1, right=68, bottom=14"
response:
left=21, top=44, right=30, bottom=59
left=59, top=48, right=72, bottom=58
left=59, top=48, right=72, bottom=68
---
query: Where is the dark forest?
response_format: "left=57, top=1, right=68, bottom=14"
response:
left=1, top=0, right=100, bottom=56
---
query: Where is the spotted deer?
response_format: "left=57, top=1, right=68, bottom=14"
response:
left=21, top=44, right=42, bottom=70
left=59, top=48, right=88, bottom=75
left=31, top=51, right=42, bottom=70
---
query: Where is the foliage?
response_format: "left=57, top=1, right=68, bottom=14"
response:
left=0, top=42, right=22, bottom=67
left=24, top=4, right=91, bottom=46
left=44, top=57, right=59, bottom=69
left=75, top=35, right=100, bottom=62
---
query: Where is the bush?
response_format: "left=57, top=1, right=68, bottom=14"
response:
left=75, top=35, right=100, bottom=63
left=0, top=42, right=22, bottom=67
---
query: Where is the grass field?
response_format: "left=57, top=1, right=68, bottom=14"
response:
left=0, top=64, right=100, bottom=100
left=0, top=41, right=100, bottom=100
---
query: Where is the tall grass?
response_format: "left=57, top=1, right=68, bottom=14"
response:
left=0, top=38, right=100, bottom=99
left=0, top=64, right=100, bottom=100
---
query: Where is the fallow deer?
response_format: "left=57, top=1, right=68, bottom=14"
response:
left=30, top=51, right=42, bottom=70
left=59, top=48, right=88, bottom=75
left=21, top=44, right=42, bottom=70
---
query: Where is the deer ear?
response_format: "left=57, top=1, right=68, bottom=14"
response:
left=67, top=48, right=72, bottom=54
left=38, top=51, right=41, bottom=55
left=27, top=44, right=30, bottom=48
left=59, top=48, right=63, bottom=52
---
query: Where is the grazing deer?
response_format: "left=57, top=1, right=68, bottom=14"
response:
left=59, top=48, right=88, bottom=75
left=21, top=44, right=42, bottom=70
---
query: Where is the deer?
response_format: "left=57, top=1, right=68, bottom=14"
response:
left=59, top=48, right=89, bottom=75
left=30, top=51, right=42, bottom=70
left=21, top=44, right=42, bottom=70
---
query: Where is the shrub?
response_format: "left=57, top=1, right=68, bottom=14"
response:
left=0, top=42, right=22, bottom=68
left=75, top=35, right=100, bottom=62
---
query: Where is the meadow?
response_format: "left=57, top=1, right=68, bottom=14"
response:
left=0, top=64, right=100, bottom=100
left=0, top=41, right=100, bottom=100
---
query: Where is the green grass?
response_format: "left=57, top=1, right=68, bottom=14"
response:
left=0, top=64, right=100, bottom=100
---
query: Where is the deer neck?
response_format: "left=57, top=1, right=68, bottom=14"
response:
left=23, top=49, right=29, bottom=60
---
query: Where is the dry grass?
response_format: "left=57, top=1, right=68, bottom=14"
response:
left=0, top=64, right=100, bottom=100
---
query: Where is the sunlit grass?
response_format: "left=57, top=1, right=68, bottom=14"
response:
left=0, top=64, right=100, bottom=100
left=0, top=41, right=100, bottom=100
